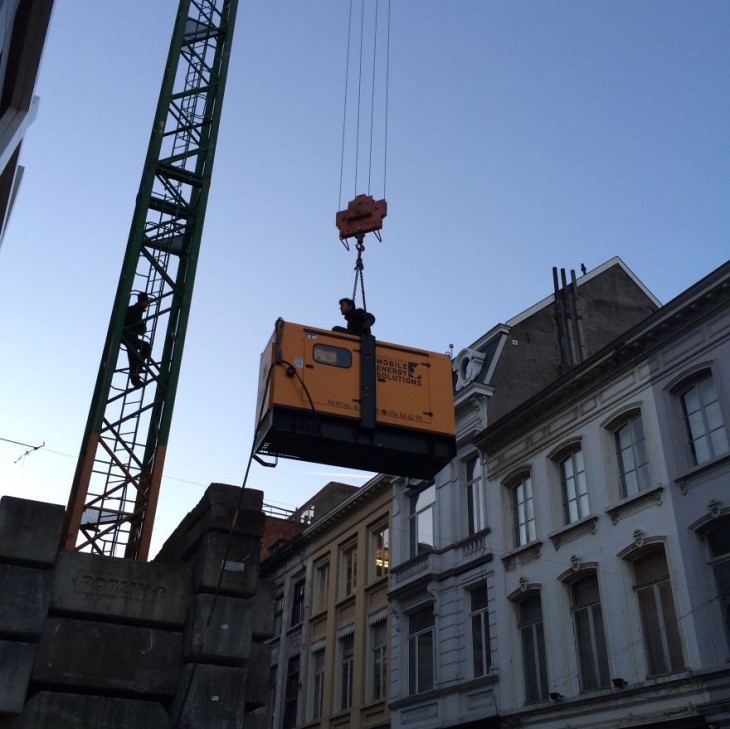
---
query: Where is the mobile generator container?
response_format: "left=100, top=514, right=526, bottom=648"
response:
left=254, top=320, right=456, bottom=480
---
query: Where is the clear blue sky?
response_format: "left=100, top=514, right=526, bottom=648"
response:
left=1, top=1, right=728, bottom=555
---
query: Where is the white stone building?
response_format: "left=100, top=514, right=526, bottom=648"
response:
left=388, top=258, right=730, bottom=729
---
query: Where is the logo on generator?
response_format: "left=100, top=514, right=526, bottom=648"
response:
left=376, top=357, right=423, bottom=386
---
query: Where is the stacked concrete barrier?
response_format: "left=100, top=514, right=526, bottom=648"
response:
left=0, top=497, right=65, bottom=717
left=157, top=483, right=274, bottom=729
left=0, top=485, right=274, bottom=729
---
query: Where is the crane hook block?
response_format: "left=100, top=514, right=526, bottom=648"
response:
left=336, top=194, right=387, bottom=241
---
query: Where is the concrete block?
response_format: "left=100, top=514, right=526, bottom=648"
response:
left=0, top=497, right=64, bottom=567
left=184, top=594, right=252, bottom=665
left=51, top=551, right=191, bottom=627
left=0, top=564, right=52, bottom=638
left=0, top=641, right=34, bottom=714
left=250, top=580, right=275, bottom=640
left=156, top=485, right=265, bottom=564
left=242, top=707, right=268, bottom=729
left=33, top=618, right=181, bottom=696
left=170, top=663, right=247, bottom=729
left=192, top=532, right=260, bottom=597
left=0, top=691, right=169, bottom=728
left=245, top=642, right=272, bottom=710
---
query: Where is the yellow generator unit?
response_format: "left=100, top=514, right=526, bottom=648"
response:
left=254, top=320, right=456, bottom=479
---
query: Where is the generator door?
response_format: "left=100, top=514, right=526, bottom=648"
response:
left=299, top=329, right=361, bottom=422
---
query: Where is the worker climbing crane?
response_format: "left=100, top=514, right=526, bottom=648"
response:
left=61, top=0, right=239, bottom=560
left=62, top=0, right=454, bottom=562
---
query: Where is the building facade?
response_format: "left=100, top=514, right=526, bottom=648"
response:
left=262, top=476, right=392, bottom=729
left=388, top=257, right=730, bottom=729
left=0, top=0, right=53, bottom=248
left=262, top=257, right=730, bottom=729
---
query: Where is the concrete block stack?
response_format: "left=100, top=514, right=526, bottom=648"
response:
left=0, top=497, right=64, bottom=718
left=0, top=484, right=275, bottom=729
left=157, top=483, right=275, bottom=729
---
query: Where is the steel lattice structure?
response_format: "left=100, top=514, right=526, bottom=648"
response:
left=62, top=0, right=238, bottom=560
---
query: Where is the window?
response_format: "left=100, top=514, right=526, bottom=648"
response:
left=340, top=540, right=357, bottom=598
left=337, top=632, right=355, bottom=711
left=310, top=647, right=325, bottom=720
left=282, top=656, right=299, bottom=729
left=466, top=456, right=487, bottom=534
left=571, top=575, right=610, bottom=691
left=267, top=665, right=277, bottom=729
left=519, top=595, right=548, bottom=703
left=633, top=549, right=684, bottom=676
left=559, top=447, right=589, bottom=524
left=470, top=583, right=491, bottom=677
left=313, top=559, right=330, bottom=612
left=369, top=618, right=388, bottom=701
left=291, top=578, right=305, bottom=627
left=313, top=343, right=352, bottom=368
left=679, top=373, right=729, bottom=466
left=511, top=475, right=536, bottom=547
left=614, top=413, right=650, bottom=497
left=371, top=522, right=390, bottom=580
left=708, top=523, right=730, bottom=650
left=408, top=605, right=435, bottom=695
left=273, top=593, right=283, bottom=635
left=410, top=485, right=435, bottom=557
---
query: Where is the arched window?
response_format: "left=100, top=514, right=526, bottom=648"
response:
left=675, top=370, right=729, bottom=466
left=706, top=522, right=730, bottom=651
left=631, top=548, right=684, bottom=676
left=506, top=472, right=535, bottom=547
left=570, top=573, right=610, bottom=690
left=517, top=593, right=549, bottom=702
left=608, top=409, right=650, bottom=497
left=553, top=444, right=589, bottom=525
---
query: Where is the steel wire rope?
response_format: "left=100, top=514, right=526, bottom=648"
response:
left=383, top=0, right=391, bottom=198
left=366, top=0, right=380, bottom=194
left=171, top=333, right=325, bottom=728
left=338, top=0, right=356, bottom=212
left=354, top=0, right=366, bottom=198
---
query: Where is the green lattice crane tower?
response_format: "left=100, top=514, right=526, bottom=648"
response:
left=62, top=0, right=238, bottom=560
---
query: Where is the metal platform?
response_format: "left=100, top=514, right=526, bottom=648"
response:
left=255, top=405, right=455, bottom=481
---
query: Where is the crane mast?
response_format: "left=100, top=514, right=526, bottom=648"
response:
left=62, top=0, right=238, bottom=560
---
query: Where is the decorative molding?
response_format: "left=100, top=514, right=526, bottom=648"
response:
left=689, top=500, right=730, bottom=537
left=548, top=515, right=598, bottom=550
left=454, top=348, right=487, bottom=391
left=675, top=452, right=730, bottom=494
left=557, top=560, right=600, bottom=584
left=605, top=486, right=664, bottom=525
left=461, top=531, right=488, bottom=559
left=617, top=534, right=667, bottom=561
left=507, top=582, right=541, bottom=603
left=501, top=541, right=543, bottom=572
left=393, top=553, right=431, bottom=583
left=400, top=702, right=439, bottom=723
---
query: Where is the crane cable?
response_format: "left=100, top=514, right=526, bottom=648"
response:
left=338, top=0, right=391, bottom=311
left=352, top=237, right=367, bottom=310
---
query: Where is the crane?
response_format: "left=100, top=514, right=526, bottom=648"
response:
left=61, top=0, right=453, bottom=561
left=61, top=0, right=239, bottom=560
